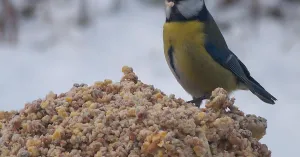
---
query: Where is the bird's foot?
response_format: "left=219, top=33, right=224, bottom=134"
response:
left=187, top=94, right=211, bottom=108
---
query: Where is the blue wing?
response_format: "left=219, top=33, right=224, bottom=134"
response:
left=204, top=41, right=277, bottom=104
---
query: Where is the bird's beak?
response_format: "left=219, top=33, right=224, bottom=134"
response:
left=165, top=0, right=175, bottom=8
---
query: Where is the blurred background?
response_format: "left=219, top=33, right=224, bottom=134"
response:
left=0, top=0, right=299, bottom=156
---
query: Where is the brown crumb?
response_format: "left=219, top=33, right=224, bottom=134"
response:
left=0, top=66, right=271, bottom=157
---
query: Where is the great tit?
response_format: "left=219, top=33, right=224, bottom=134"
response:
left=163, top=0, right=277, bottom=107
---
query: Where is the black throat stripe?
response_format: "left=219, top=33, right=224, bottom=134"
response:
left=168, top=45, right=180, bottom=79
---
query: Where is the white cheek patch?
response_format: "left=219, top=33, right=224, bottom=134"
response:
left=177, top=0, right=204, bottom=18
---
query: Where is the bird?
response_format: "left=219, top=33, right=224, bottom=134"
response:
left=162, top=0, right=277, bottom=107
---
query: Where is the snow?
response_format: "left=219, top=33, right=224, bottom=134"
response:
left=0, top=0, right=299, bottom=156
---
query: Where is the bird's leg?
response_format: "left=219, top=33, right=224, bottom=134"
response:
left=187, top=93, right=211, bottom=108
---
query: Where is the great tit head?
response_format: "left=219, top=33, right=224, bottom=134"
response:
left=165, top=0, right=205, bottom=22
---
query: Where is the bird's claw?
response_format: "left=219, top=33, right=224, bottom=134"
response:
left=186, top=94, right=211, bottom=108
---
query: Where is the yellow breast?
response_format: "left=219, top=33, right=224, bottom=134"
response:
left=163, top=21, right=238, bottom=97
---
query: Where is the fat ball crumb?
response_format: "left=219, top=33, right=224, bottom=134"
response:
left=0, top=66, right=271, bottom=157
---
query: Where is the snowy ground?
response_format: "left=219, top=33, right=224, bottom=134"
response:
left=0, top=0, right=299, bottom=156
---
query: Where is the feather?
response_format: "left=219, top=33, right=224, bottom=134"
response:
left=202, top=10, right=276, bottom=104
left=168, top=45, right=180, bottom=79
left=177, top=0, right=204, bottom=18
left=204, top=42, right=277, bottom=104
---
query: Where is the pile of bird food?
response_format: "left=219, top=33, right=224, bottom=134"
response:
left=0, top=66, right=271, bottom=157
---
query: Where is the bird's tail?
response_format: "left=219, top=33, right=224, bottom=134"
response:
left=244, top=76, right=277, bottom=104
